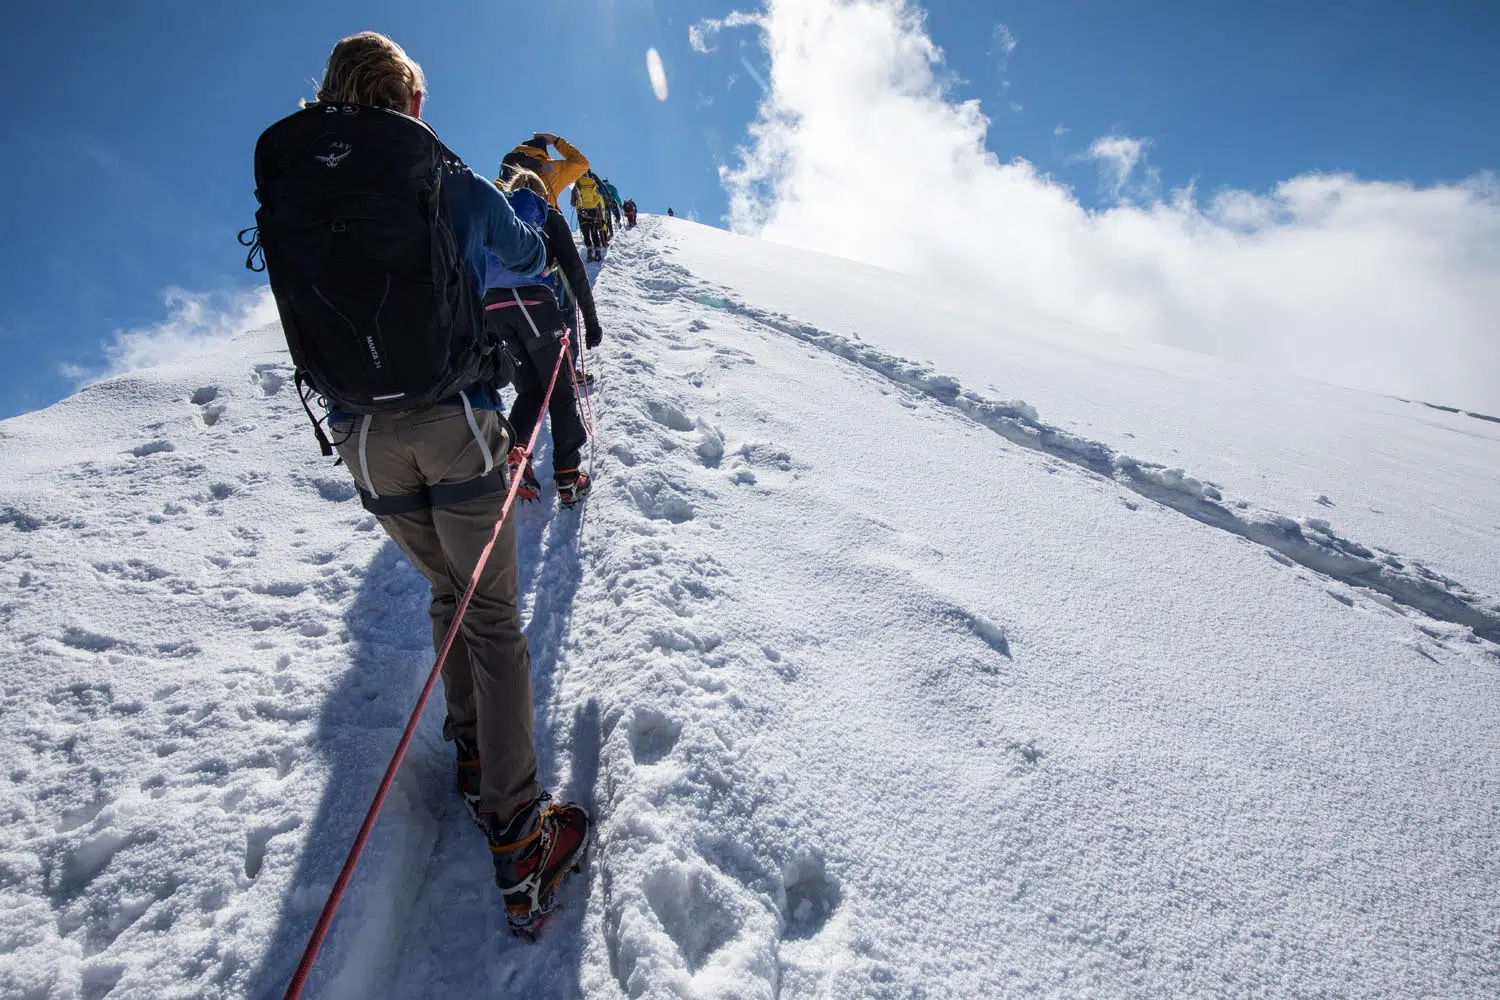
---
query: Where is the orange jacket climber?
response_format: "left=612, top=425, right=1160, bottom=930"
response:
left=499, top=133, right=590, bottom=209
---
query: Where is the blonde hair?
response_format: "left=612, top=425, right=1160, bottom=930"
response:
left=503, top=168, right=548, bottom=199
left=316, top=32, right=425, bottom=111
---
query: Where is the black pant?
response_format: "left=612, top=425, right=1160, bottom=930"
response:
left=483, top=287, right=587, bottom=473
left=579, top=208, right=603, bottom=250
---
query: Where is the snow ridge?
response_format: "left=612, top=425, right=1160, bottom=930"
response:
left=672, top=276, right=1500, bottom=650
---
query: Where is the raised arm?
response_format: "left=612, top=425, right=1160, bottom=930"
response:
left=547, top=136, right=591, bottom=197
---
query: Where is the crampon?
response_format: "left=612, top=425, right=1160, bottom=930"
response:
left=554, top=470, right=592, bottom=509
left=507, top=446, right=541, bottom=502
left=489, top=796, right=593, bottom=941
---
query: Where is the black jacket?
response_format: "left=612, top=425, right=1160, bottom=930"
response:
left=543, top=206, right=601, bottom=343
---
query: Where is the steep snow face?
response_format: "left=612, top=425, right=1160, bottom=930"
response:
left=665, top=220, right=1500, bottom=600
left=2, top=216, right=1498, bottom=1000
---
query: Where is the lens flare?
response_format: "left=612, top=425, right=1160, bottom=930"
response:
left=646, top=48, right=669, bottom=101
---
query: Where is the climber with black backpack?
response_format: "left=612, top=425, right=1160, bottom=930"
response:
left=245, top=31, right=591, bottom=940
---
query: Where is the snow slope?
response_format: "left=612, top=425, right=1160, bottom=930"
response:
left=2, top=215, right=1497, bottom=999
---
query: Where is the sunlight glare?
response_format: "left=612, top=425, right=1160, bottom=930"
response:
left=646, top=48, right=669, bottom=101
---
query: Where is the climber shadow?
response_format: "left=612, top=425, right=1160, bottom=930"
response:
left=246, top=496, right=602, bottom=997
left=245, top=538, right=438, bottom=999
left=382, top=462, right=601, bottom=997
left=390, top=478, right=602, bottom=995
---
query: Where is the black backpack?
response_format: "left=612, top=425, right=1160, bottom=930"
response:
left=245, top=103, right=499, bottom=449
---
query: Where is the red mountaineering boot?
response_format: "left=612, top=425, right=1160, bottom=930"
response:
left=485, top=793, right=592, bottom=939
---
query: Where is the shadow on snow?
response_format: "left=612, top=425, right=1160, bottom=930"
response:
left=246, top=423, right=600, bottom=998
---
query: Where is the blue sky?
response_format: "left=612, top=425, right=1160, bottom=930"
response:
left=1, top=0, right=1496, bottom=418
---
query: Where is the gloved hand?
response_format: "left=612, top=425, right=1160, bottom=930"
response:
left=586, top=323, right=602, bottom=350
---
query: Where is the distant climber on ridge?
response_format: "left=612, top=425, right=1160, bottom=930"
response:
left=601, top=177, right=623, bottom=236
left=585, top=170, right=614, bottom=249
left=571, top=171, right=608, bottom=262
left=622, top=197, right=638, bottom=228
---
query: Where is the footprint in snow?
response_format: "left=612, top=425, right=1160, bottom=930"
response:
left=936, top=606, right=1012, bottom=661
left=59, top=627, right=123, bottom=654
left=1007, top=740, right=1044, bottom=765
left=294, top=475, right=355, bottom=502
left=781, top=856, right=841, bottom=940
left=244, top=816, right=302, bottom=879
left=737, top=443, right=794, bottom=472
left=253, top=364, right=288, bottom=396
left=646, top=400, right=696, bottom=432
left=642, top=860, right=747, bottom=973
left=130, top=440, right=175, bottom=458
left=628, top=706, right=682, bottom=765
left=696, top=425, right=725, bottom=468
left=626, top=474, right=696, bottom=523
left=251, top=581, right=307, bottom=598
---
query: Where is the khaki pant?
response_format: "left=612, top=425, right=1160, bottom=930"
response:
left=334, top=403, right=539, bottom=822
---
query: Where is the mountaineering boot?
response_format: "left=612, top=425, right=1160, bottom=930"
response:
left=453, top=731, right=483, bottom=828
left=485, top=793, right=592, bottom=939
left=507, top=446, right=541, bottom=502
left=554, top=469, right=592, bottom=508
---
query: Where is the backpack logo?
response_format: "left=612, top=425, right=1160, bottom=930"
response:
left=315, top=142, right=352, bottom=168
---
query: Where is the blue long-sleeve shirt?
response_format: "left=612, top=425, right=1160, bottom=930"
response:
left=444, top=163, right=547, bottom=289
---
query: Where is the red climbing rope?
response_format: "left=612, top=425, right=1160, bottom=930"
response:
left=571, top=303, right=598, bottom=438
left=282, top=334, right=574, bottom=1000
left=566, top=335, right=597, bottom=440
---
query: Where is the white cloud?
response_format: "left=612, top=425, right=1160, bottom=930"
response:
left=992, top=23, right=1017, bottom=59
left=1089, top=135, right=1142, bottom=179
left=1088, top=135, right=1155, bottom=200
left=718, top=0, right=1500, bottom=411
left=992, top=23, right=1017, bottom=91
left=689, top=13, right=772, bottom=94
left=689, top=11, right=764, bottom=54
left=66, top=285, right=277, bottom=385
left=647, top=48, right=670, bottom=101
